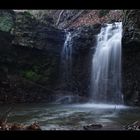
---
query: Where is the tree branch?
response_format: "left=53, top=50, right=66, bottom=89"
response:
left=56, top=10, right=64, bottom=26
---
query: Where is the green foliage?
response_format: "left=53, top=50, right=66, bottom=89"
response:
left=22, top=70, right=42, bottom=81
left=32, top=65, right=40, bottom=73
left=0, top=14, right=14, bottom=32
left=23, top=11, right=33, bottom=18
left=98, top=10, right=110, bottom=18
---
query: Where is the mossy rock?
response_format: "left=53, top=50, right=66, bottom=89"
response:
left=0, top=10, right=15, bottom=32
left=22, top=70, right=42, bottom=82
left=23, top=11, right=33, bottom=17
left=98, top=10, right=110, bottom=18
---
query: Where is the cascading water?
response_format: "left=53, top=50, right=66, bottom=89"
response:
left=90, top=22, right=123, bottom=104
left=61, top=31, right=73, bottom=89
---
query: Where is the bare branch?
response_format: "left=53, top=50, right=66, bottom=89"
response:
left=56, top=10, right=64, bottom=26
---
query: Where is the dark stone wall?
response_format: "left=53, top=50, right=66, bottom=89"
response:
left=122, top=10, right=140, bottom=106
left=0, top=10, right=65, bottom=103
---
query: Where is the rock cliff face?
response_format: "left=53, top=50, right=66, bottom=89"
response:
left=70, top=24, right=101, bottom=96
left=17, top=10, right=122, bottom=29
left=122, top=10, right=140, bottom=106
left=122, top=10, right=140, bottom=45
left=54, top=24, right=101, bottom=98
left=0, top=10, right=123, bottom=103
left=0, top=10, right=65, bottom=103
left=11, top=12, right=65, bottom=51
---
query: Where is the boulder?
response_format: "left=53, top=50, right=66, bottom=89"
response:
left=124, top=121, right=140, bottom=130
left=11, top=11, right=65, bottom=52
left=83, top=123, right=103, bottom=130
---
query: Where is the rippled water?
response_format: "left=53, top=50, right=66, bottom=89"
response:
left=0, top=103, right=140, bottom=130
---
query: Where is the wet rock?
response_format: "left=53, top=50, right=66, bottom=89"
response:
left=83, top=123, right=103, bottom=130
left=124, top=121, right=140, bottom=130
left=11, top=11, right=65, bottom=52
left=26, top=122, right=41, bottom=131
left=66, top=24, right=101, bottom=97
left=122, top=10, right=140, bottom=45
left=122, top=10, right=140, bottom=106
left=0, top=121, right=42, bottom=131
left=71, top=24, right=101, bottom=54
left=0, top=10, right=65, bottom=104
left=53, top=93, right=88, bottom=104
left=0, top=10, right=15, bottom=32
left=10, top=123, right=25, bottom=130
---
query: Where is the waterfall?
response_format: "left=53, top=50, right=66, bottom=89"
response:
left=61, top=31, right=73, bottom=89
left=90, top=22, right=123, bottom=104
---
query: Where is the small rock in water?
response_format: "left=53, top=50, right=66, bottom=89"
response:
left=124, top=121, right=140, bottom=130
left=83, top=123, right=103, bottom=130
left=26, top=121, right=41, bottom=131
left=0, top=120, right=42, bottom=131
left=11, top=123, right=25, bottom=130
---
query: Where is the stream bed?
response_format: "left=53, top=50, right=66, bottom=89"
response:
left=0, top=103, right=139, bottom=130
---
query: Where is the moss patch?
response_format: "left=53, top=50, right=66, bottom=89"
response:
left=22, top=70, right=42, bottom=82
left=98, top=10, right=110, bottom=18
left=0, top=11, right=14, bottom=32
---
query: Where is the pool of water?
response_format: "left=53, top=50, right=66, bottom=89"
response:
left=0, top=103, right=139, bottom=130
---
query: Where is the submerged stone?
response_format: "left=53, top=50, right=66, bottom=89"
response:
left=83, top=123, right=103, bottom=130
